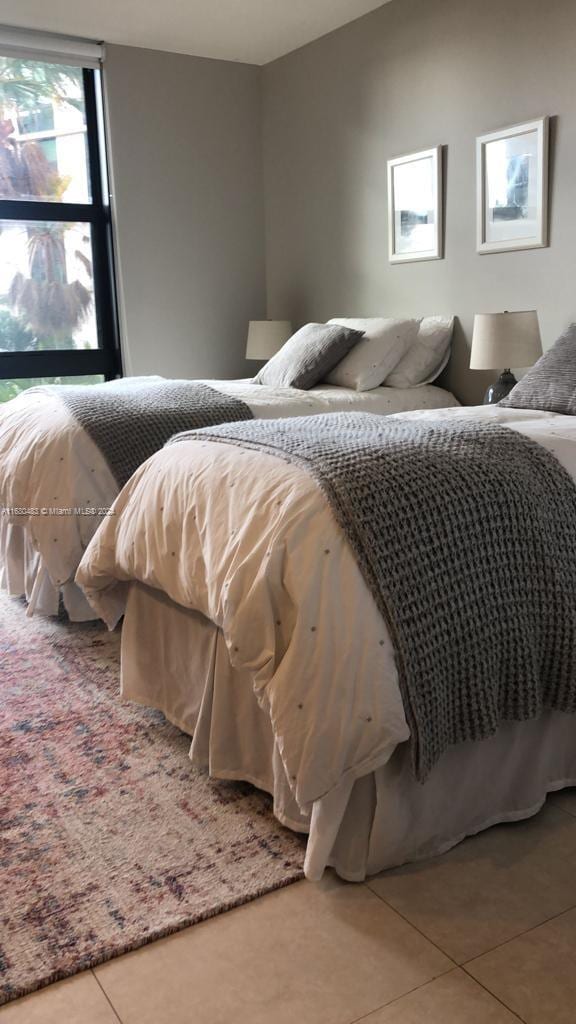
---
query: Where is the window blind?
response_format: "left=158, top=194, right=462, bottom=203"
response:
left=0, top=25, right=103, bottom=68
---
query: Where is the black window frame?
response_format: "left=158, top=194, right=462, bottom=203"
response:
left=0, top=67, right=122, bottom=383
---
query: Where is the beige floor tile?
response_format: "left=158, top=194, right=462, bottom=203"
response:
left=467, top=906, right=576, bottom=1024
left=548, top=787, right=576, bottom=818
left=0, top=971, right=119, bottom=1023
left=361, top=969, right=520, bottom=1023
left=367, top=803, right=576, bottom=963
left=95, top=875, right=451, bottom=1024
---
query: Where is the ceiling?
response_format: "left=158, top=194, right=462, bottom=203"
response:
left=1, top=0, right=392, bottom=66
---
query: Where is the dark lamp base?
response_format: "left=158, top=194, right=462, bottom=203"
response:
left=483, top=369, right=517, bottom=405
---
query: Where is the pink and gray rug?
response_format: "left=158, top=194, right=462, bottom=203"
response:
left=0, top=593, right=304, bottom=1006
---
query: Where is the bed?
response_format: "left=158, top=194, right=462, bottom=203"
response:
left=0, top=377, right=457, bottom=620
left=76, top=401, right=576, bottom=881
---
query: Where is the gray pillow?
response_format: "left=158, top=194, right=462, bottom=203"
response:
left=500, top=325, right=576, bottom=414
left=254, top=323, right=364, bottom=390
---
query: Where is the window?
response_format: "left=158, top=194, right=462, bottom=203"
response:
left=0, top=50, right=121, bottom=398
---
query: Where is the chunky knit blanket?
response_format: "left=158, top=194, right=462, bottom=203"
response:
left=57, top=379, right=253, bottom=488
left=175, top=412, right=576, bottom=780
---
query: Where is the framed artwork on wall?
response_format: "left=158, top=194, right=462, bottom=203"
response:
left=476, top=116, right=549, bottom=254
left=387, top=146, right=443, bottom=263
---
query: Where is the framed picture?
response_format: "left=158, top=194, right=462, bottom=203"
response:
left=387, top=146, right=443, bottom=263
left=476, top=117, right=549, bottom=254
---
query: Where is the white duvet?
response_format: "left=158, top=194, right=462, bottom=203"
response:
left=0, top=379, right=457, bottom=619
left=76, top=403, right=576, bottom=813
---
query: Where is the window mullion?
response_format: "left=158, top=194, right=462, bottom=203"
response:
left=0, top=200, right=99, bottom=222
left=83, top=69, right=105, bottom=209
left=0, top=348, right=116, bottom=379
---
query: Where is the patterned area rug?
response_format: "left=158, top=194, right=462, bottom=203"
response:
left=0, top=593, right=305, bottom=1006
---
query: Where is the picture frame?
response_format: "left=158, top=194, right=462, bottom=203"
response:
left=476, top=116, right=549, bottom=254
left=387, top=146, right=443, bottom=263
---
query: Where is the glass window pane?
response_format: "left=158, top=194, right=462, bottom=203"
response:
left=0, top=219, right=97, bottom=350
left=0, top=57, right=91, bottom=203
left=0, top=375, right=105, bottom=402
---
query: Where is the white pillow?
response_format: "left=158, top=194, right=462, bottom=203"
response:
left=323, top=317, right=420, bottom=391
left=385, top=316, right=455, bottom=388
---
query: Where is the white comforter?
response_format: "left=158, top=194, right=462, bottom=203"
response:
left=76, top=404, right=576, bottom=813
left=0, top=379, right=456, bottom=619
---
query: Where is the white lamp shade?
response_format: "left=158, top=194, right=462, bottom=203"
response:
left=470, top=311, right=542, bottom=370
left=246, top=320, right=292, bottom=360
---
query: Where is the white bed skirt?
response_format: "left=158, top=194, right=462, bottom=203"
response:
left=120, top=582, right=576, bottom=881
left=0, top=519, right=95, bottom=621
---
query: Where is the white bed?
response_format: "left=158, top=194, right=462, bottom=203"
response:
left=0, top=378, right=457, bottom=620
left=76, top=403, right=576, bottom=880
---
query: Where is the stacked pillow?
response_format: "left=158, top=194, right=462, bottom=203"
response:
left=386, top=316, right=454, bottom=389
left=324, top=318, right=419, bottom=391
left=253, top=315, right=454, bottom=392
left=326, top=315, right=454, bottom=391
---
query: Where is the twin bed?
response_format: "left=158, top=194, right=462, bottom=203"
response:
left=2, top=316, right=575, bottom=883
left=75, top=401, right=576, bottom=881
left=0, top=377, right=455, bottom=620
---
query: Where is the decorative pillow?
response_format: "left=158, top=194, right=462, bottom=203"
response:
left=323, top=318, right=420, bottom=391
left=500, top=325, right=576, bottom=414
left=385, top=316, right=455, bottom=389
left=254, top=322, right=364, bottom=390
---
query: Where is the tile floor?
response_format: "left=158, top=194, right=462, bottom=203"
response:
left=3, top=793, right=576, bottom=1023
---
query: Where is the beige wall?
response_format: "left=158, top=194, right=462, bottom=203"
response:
left=104, top=45, right=265, bottom=379
left=262, top=0, right=576, bottom=404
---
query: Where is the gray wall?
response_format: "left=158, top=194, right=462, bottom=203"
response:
left=104, top=45, right=265, bottom=379
left=262, top=0, right=576, bottom=404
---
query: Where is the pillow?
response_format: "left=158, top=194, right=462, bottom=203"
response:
left=254, top=322, right=363, bottom=390
left=499, top=325, right=576, bottom=414
left=385, top=316, right=455, bottom=388
left=323, top=318, right=420, bottom=391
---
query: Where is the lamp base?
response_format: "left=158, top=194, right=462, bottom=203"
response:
left=483, top=369, right=517, bottom=405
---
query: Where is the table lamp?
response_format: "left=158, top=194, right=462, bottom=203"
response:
left=246, top=320, right=292, bottom=361
left=470, top=310, right=542, bottom=404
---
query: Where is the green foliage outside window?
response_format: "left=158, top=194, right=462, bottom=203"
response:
left=0, top=373, right=104, bottom=403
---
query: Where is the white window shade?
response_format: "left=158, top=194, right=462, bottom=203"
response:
left=0, top=25, right=103, bottom=67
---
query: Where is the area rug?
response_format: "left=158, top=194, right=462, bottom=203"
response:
left=0, top=593, right=305, bottom=1006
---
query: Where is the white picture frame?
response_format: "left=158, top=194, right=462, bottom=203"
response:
left=387, top=146, right=443, bottom=263
left=476, top=116, right=549, bottom=254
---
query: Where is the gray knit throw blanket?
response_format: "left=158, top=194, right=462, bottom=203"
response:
left=57, top=380, right=253, bottom=488
left=174, top=412, right=576, bottom=780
